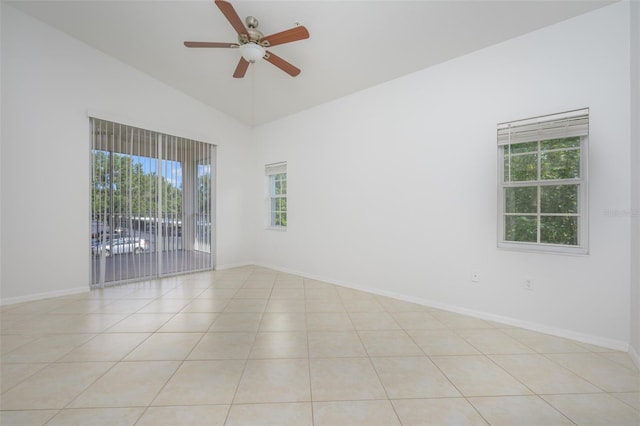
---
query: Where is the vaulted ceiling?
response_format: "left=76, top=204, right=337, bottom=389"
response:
left=7, top=0, right=614, bottom=126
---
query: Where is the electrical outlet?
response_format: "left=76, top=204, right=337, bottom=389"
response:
left=523, top=277, right=534, bottom=291
left=471, top=273, right=480, bottom=283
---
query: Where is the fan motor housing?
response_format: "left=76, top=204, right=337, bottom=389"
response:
left=240, top=16, right=264, bottom=45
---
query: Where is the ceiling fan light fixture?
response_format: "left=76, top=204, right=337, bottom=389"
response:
left=239, top=42, right=265, bottom=63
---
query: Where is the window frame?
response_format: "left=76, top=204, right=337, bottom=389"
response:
left=265, top=162, right=287, bottom=230
left=497, top=110, right=589, bottom=255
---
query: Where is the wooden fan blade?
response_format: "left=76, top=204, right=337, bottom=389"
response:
left=233, top=58, right=250, bottom=78
left=215, top=0, right=248, bottom=38
left=264, top=51, right=301, bottom=77
left=184, top=41, right=239, bottom=48
left=261, top=26, right=309, bottom=47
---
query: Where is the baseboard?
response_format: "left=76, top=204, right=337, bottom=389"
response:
left=0, top=263, right=255, bottom=306
left=629, top=344, right=640, bottom=370
left=255, top=262, right=630, bottom=353
left=215, top=261, right=256, bottom=271
left=0, top=286, right=90, bottom=306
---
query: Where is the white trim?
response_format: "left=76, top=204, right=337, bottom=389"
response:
left=0, top=287, right=90, bottom=306
left=255, top=262, right=630, bottom=352
left=266, top=226, right=287, bottom=232
left=215, top=261, right=256, bottom=271
left=630, top=344, right=640, bottom=370
left=497, top=241, right=588, bottom=256
left=210, top=145, right=218, bottom=270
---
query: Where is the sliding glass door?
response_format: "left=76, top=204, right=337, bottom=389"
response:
left=90, top=118, right=215, bottom=287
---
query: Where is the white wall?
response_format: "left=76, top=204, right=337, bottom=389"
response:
left=0, top=4, right=254, bottom=303
left=0, top=1, right=3, bottom=299
left=630, top=0, right=640, bottom=366
left=253, top=2, right=633, bottom=349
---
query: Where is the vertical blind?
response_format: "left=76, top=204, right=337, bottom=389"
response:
left=90, top=118, right=215, bottom=287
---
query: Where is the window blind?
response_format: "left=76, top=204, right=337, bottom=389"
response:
left=90, top=117, right=215, bottom=287
left=497, top=108, right=589, bottom=145
left=265, top=161, right=287, bottom=175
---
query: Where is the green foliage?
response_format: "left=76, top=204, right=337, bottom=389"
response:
left=505, top=215, right=537, bottom=242
left=502, top=137, right=581, bottom=246
left=541, top=185, right=578, bottom=214
left=197, top=169, right=211, bottom=214
left=91, top=151, right=182, bottom=218
left=541, top=138, right=580, bottom=150
left=274, top=212, right=287, bottom=227
left=504, top=137, right=580, bottom=183
left=505, top=154, right=537, bottom=181
left=505, top=187, right=537, bottom=213
left=541, top=216, right=578, bottom=245
left=540, top=149, right=580, bottom=180
left=271, top=197, right=287, bottom=227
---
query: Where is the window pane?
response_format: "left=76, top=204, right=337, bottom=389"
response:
left=541, top=216, right=578, bottom=245
left=505, top=187, right=537, bottom=213
left=270, top=176, right=276, bottom=195
left=509, top=154, right=538, bottom=181
left=277, top=198, right=287, bottom=211
left=541, top=149, right=580, bottom=180
left=275, top=212, right=287, bottom=226
left=510, top=141, right=538, bottom=154
left=503, top=150, right=509, bottom=182
left=541, top=137, right=580, bottom=150
left=541, top=185, right=578, bottom=213
left=505, top=215, right=537, bottom=242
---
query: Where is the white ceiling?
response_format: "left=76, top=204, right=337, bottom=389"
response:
left=7, top=0, right=614, bottom=126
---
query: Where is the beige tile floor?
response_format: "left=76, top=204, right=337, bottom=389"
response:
left=1, top=266, right=639, bottom=425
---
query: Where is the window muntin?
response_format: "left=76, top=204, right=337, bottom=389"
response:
left=498, top=109, right=588, bottom=254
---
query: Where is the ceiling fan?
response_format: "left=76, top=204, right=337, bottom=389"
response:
left=184, top=0, right=310, bottom=78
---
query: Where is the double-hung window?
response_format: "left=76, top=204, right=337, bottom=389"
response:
left=266, top=162, right=287, bottom=229
left=498, top=109, right=589, bottom=254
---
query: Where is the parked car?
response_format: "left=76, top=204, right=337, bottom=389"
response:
left=92, top=237, right=148, bottom=256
